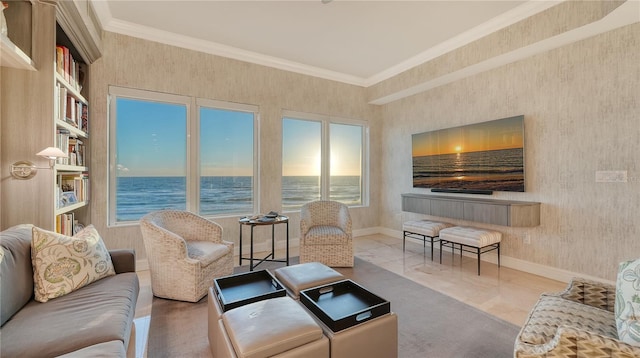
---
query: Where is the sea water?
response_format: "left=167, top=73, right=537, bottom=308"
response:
left=412, top=148, right=524, bottom=191
left=116, top=176, right=361, bottom=221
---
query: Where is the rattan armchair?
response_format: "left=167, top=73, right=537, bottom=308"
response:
left=140, top=210, right=234, bottom=302
left=514, top=277, right=640, bottom=357
left=299, top=200, right=353, bottom=267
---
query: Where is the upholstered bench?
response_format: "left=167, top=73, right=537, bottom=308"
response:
left=439, top=226, right=502, bottom=275
left=210, top=296, right=329, bottom=358
left=402, top=220, right=452, bottom=260
left=274, top=262, right=344, bottom=299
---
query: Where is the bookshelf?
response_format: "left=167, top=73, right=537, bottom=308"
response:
left=53, top=25, right=90, bottom=235
left=0, top=1, right=101, bottom=233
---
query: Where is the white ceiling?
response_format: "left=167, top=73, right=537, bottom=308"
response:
left=93, top=1, right=563, bottom=87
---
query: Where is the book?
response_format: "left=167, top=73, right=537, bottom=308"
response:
left=62, top=46, right=70, bottom=83
left=80, top=103, right=89, bottom=134
left=55, top=46, right=65, bottom=77
left=66, top=95, right=76, bottom=126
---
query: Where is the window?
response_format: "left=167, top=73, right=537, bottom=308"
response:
left=108, top=87, right=257, bottom=225
left=198, top=99, right=256, bottom=216
left=282, top=111, right=368, bottom=211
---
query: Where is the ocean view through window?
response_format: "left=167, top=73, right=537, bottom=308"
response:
left=282, top=112, right=367, bottom=209
left=116, top=175, right=362, bottom=220
left=109, top=87, right=258, bottom=223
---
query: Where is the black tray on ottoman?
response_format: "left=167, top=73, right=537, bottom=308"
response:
left=300, top=279, right=390, bottom=332
left=214, top=270, right=286, bottom=312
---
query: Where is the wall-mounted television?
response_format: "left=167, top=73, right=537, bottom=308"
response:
left=412, top=115, right=525, bottom=194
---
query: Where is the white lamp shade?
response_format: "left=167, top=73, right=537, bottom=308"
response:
left=36, top=147, right=68, bottom=159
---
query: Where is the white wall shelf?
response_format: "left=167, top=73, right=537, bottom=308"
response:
left=0, top=34, right=36, bottom=71
left=402, top=193, right=541, bottom=227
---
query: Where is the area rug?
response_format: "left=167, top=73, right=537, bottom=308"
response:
left=147, top=257, right=519, bottom=357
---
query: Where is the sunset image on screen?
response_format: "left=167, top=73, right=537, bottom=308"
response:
left=412, top=116, right=525, bottom=192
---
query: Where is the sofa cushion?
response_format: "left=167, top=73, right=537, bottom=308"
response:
left=519, top=295, right=617, bottom=346
left=304, top=226, right=350, bottom=245
left=0, top=272, right=139, bottom=357
left=31, top=225, right=115, bottom=302
left=0, top=224, right=35, bottom=327
left=615, top=258, right=640, bottom=346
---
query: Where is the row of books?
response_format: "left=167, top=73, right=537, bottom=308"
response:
left=55, top=82, right=89, bottom=133
left=56, top=129, right=85, bottom=166
left=58, top=173, right=90, bottom=204
left=55, top=212, right=76, bottom=236
left=68, top=138, right=86, bottom=167
left=55, top=45, right=85, bottom=92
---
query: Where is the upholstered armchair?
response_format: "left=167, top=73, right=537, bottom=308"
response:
left=514, top=277, right=640, bottom=357
left=299, top=200, right=354, bottom=267
left=140, top=210, right=234, bottom=302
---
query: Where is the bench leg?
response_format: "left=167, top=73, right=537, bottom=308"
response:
left=477, top=247, right=481, bottom=275
left=429, top=236, right=434, bottom=261
left=497, top=243, right=501, bottom=268
left=403, top=231, right=406, bottom=251
left=439, top=240, right=443, bottom=264
left=423, top=235, right=426, bottom=254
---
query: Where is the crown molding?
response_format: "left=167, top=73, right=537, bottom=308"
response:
left=100, top=17, right=368, bottom=87
left=91, top=0, right=567, bottom=89
left=363, top=0, right=563, bottom=87
left=369, top=0, right=640, bottom=105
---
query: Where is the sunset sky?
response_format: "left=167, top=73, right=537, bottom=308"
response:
left=412, top=116, right=524, bottom=157
left=115, top=98, right=361, bottom=177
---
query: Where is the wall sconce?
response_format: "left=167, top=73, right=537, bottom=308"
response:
left=10, top=147, right=68, bottom=180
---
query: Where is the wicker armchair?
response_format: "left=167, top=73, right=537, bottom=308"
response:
left=140, top=210, right=234, bottom=302
left=514, top=277, right=640, bottom=357
left=299, top=200, right=353, bottom=267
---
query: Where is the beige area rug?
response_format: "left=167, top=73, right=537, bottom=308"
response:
left=147, top=257, right=519, bottom=357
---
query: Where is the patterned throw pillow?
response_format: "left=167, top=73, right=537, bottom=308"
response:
left=615, top=258, right=640, bottom=346
left=31, top=225, right=115, bottom=302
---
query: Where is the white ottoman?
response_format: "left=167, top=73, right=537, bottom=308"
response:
left=439, top=226, right=502, bottom=275
left=274, top=262, right=344, bottom=299
left=402, top=220, right=452, bottom=260
left=210, top=295, right=329, bottom=358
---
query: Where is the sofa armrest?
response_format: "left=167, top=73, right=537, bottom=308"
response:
left=551, top=277, right=616, bottom=312
left=110, top=249, right=136, bottom=273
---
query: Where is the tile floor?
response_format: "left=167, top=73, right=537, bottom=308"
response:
left=132, top=233, right=567, bottom=357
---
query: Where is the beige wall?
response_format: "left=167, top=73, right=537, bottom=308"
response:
left=378, top=22, right=640, bottom=282
left=89, top=32, right=381, bottom=260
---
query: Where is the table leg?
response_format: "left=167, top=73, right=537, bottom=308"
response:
left=271, top=223, right=275, bottom=259
left=250, top=225, right=255, bottom=271
left=239, top=223, right=243, bottom=266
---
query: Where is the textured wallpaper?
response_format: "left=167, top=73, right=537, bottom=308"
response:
left=379, top=22, right=640, bottom=281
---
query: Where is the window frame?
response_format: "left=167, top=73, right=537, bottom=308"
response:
left=281, top=110, right=369, bottom=211
left=107, top=86, right=259, bottom=226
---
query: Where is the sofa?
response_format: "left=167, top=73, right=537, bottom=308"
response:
left=0, top=224, right=140, bottom=357
left=514, top=277, right=640, bottom=357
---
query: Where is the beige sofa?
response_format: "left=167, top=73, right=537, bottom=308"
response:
left=514, top=277, right=640, bottom=357
left=0, top=224, right=140, bottom=357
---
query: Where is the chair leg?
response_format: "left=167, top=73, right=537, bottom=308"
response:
left=439, top=240, right=443, bottom=264
left=497, top=243, right=501, bottom=268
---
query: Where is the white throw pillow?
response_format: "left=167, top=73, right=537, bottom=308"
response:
left=31, top=225, right=115, bottom=302
left=615, top=258, right=640, bottom=346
